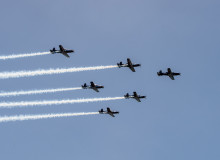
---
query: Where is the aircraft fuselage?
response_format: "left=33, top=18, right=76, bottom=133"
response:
left=52, top=50, right=74, bottom=54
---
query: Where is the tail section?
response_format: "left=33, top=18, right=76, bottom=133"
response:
left=124, top=93, right=130, bottom=98
left=50, top=48, right=56, bottom=54
left=117, top=62, right=123, bottom=68
left=82, top=83, right=87, bottom=88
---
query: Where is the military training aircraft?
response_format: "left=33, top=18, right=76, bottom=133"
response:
left=157, top=68, right=181, bottom=80
left=81, top=81, right=104, bottom=92
left=99, top=107, right=119, bottom=117
left=50, top=45, right=74, bottom=58
left=117, top=58, right=141, bottom=72
left=124, top=92, right=146, bottom=102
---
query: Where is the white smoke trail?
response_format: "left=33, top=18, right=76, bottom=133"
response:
left=0, top=52, right=50, bottom=60
left=0, top=87, right=82, bottom=97
left=0, top=112, right=99, bottom=123
left=0, top=97, right=125, bottom=108
left=0, top=65, right=118, bottom=79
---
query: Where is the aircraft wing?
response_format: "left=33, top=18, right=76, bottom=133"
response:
left=129, top=66, right=136, bottom=72
left=107, top=108, right=111, bottom=112
left=169, top=75, right=175, bottom=80
left=62, top=53, right=70, bottom=58
left=108, top=113, right=115, bottom=117
left=92, top=87, right=99, bottom=92
left=135, top=97, right=141, bottom=102
left=127, top=58, right=132, bottom=64
left=59, top=45, right=65, bottom=52
left=90, top=82, right=95, bottom=87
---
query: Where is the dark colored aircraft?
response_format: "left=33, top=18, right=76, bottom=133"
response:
left=124, top=92, right=146, bottom=102
left=81, top=81, right=104, bottom=92
left=50, top=45, right=74, bottom=58
left=99, top=107, right=119, bottom=117
left=117, top=58, right=141, bottom=72
left=157, top=68, right=181, bottom=80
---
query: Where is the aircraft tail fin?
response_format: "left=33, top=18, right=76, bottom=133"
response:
left=82, top=83, right=87, bottom=88
left=99, top=109, right=104, bottom=113
left=157, top=70, right=162, bottom=76
left=50, top=48, right=56, bottom=53
left=117, top=62, right=123, bottom=68
left=124, top=93, right=130, bottom=98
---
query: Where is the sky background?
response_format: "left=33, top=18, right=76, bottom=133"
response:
left=0, top=0, right=219, bottom=159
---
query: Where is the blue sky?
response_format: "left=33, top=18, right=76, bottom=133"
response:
left=0, top=0, right=219, bottom=159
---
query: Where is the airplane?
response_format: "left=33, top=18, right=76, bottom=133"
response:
left=124, top=92, right=146, bottom=102
left=50, top=45, right=74, bottom=58
left=157, top=68, right=181, bottom=80
left=99, top=107, right=119, bottom=117
left=81, top=81, right=104, bottom=92
left=117, top=58, right=141, bottom=72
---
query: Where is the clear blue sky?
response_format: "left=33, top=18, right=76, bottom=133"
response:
left=0, top=0, right=219, bottom=159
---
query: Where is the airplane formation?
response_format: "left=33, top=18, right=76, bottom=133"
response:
left=0, top=44, right=181, bottom=121
left=49, top=45, right=180, bottom=117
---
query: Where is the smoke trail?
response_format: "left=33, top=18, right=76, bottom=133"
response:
left=0, top=52, right=50, bottom=60
left=0, top=65, right=118, bottom=79
left=0, top=97, right=125, bottom=108
left=0, top=87, right=82, bottom=97
left=0, top=112, right=99, bottom=123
